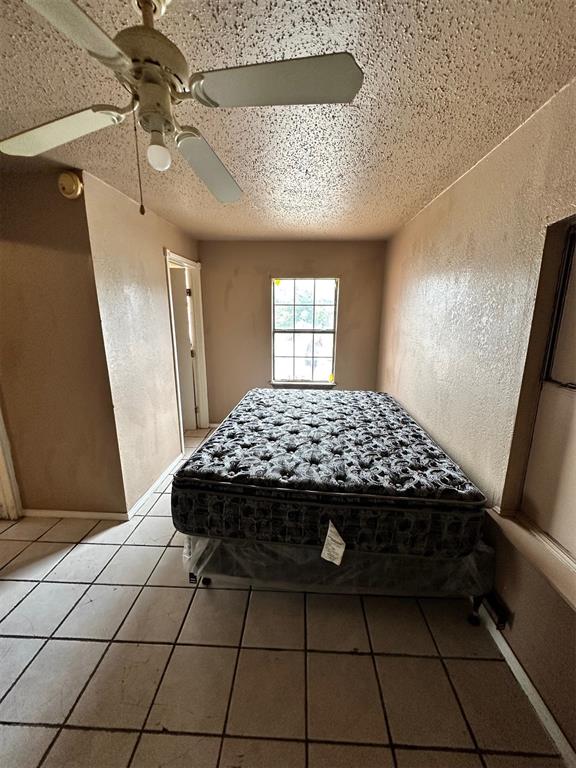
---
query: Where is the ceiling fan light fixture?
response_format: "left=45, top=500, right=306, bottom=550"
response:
left=147, top=130, right=171, bottom=171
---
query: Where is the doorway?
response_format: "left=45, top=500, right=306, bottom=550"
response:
left=165, top=250, right=210, bottom=452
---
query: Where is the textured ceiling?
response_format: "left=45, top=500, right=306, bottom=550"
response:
left=1, top=0, right=575, bottom=239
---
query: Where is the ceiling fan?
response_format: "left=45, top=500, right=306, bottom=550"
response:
left=0, top=0, right=364, bottom=203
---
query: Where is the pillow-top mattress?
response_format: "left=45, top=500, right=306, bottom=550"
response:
left=172, top=388, right=486, bottom=558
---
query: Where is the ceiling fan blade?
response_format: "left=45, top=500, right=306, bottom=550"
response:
left=0, top=105, right=130, bottom=157
left=176, top=130, right=242, bottom=203
left=190, top=52, right=363, bottom=108
left=24, top=0, right=131, bottom=72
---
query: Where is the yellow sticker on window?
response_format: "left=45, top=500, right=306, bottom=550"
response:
left=329, top=373, right=334, bottom=383
left=274, top=279, right=282, bottom=286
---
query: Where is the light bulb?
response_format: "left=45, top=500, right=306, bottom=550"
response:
left=147, top=130, right=171, bottom=172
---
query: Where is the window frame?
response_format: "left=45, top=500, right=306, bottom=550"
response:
left=543, top=225, right=575, bottom=389
left=270, top=277, right=339, bottom=386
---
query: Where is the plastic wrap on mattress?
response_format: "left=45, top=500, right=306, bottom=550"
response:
left=183, top=535, right=494, bottom=597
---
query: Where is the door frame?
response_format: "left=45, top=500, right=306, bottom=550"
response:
left=164, top=249, right=210, bottom=440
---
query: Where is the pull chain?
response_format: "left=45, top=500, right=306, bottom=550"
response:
left=133, top=111, right=146, bottom=215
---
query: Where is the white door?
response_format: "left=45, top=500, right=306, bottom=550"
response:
left=169, top=267, right=197, bottom=431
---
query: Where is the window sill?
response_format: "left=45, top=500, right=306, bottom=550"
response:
left=271, top=380, right=336, bottom=390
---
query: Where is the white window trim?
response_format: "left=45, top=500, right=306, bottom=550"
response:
left=270, top=277, right=339, bottom=386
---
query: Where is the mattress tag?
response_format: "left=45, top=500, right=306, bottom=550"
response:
left=321, top=521, right=346, bottom=566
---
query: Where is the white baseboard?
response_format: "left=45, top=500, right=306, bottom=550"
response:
left=481, top=605, right=576, bottom=768
left=24, top=509, right=128, bottom=521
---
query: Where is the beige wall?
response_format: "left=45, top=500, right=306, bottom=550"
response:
left=83, top=173, right=198, bottom=509
left=377, top=78, right=576, bottom=748
left=0, top=172, right=125, bottom=512
left=199, top=240, right=384, bottom=422
left=377, top=78, right=576, bottom=508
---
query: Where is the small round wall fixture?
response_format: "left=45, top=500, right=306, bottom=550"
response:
left=58, top=171, right=83, bottom=200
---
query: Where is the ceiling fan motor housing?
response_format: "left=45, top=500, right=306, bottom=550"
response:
left=114, top=25, right=190, bottom=93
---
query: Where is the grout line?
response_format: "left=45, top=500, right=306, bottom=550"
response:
left=416, top=599, right=488, bottom=768
left=215, top=586, right=252, bottom=768
left=480, top=605, right=576, bottom=768
left=360, top=595, right=398, bottom=768
left=0, top=719, right=564, bottom=758
left=125, top=574, right=199, bottom=768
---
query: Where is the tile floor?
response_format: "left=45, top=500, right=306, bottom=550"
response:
left=0, top=430, right=566, bottom=767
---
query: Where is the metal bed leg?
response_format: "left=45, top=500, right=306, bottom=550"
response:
left=468, top=595, right=483, bottom=626
left=188, top=572, right=198, bottom=585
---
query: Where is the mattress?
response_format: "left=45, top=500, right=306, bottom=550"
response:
left=172, top=388, right=487, bottom=558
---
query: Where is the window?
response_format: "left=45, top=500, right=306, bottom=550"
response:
left=272, top=278, right=338, bottom=383
left=543, top=225, right=575, bottom=389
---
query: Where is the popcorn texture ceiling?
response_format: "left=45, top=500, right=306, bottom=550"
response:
left=1, top=0, right=575, bottom=239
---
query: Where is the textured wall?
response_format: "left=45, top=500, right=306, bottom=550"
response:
left=0, top=172, right=125, bottom=512
left=378, top=77, right=576, bottom=508
left=200, top=240, right=384, bottom=421
left=378, top=77, right=576, bottom=749
left=83, top=174, right=198, bottom=509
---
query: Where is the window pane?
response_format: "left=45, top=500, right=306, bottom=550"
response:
left=295, top=305, right=314, bottom=329
left=295, top=279, right=314, bottom=304
left=313, top=358, right=333, bottom=381
left=314, top=333, right=333, bottom=357
left=315, top=279, right=336, bottom=305
left=294, top=333, right=313, bottom=356
left=274, top=305, right=294, bottom=330
left=274, top=357, right=293, bottom=380
left=294, top=357, right=313, bottom=380
left=274, top=279, right=294, bottom=304
left=314, top=305, right=335, bottom=330
left=274, top=332, right=293, bottom=356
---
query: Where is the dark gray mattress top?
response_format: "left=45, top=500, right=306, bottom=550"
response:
left=176, top=388, right=485, bottom=507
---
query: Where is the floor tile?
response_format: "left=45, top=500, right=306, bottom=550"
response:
left=483, top=757, right=563, bottom=767
left=377, top=656, right=472, bottom=748
left=0, top=582, right=86, bottom=636
left=147, top=547, right=191, bottom=587
left=55, top=584, right=140, bottom=639
left=364, top=597, right=437, bottom=655
left=132, top=733, right=220, bottom=768
left=0, top=725, right=57, bottom=768
left=0, top=636, right=44, bottom=698
left=0, top=542, right=73, bottom=580
left=43, top=729, right=138, bottom=768
left=0, top=521, right=16, bottom=534
left=227, top=649, right=305, bottom=739
left=0, top=517, right=60, bottom=541
left=146, top=494, right=172, bottom=517
left=308, top=743, right=393, bottom=767
left=447, top=659, right=556, bottom=753
left=0, top=540, right=31, bottom=570
left=69, top=642, right=171, bottom=729
left=0, top=579, right=35, bottom=619
left=96, top=545, right=164, bottom=585
left=243, top=591, right=304, bottom=649
left=420, top=599, right=502, bottom=658
left=307, top=594, right=370, bottom=652
left=396, top=749, right=483, bottom=767
left=152, top=473, right=173, bottom=493
left=147, top=645, right=236, bottom=733
left=39, top=518, right=99, bottom=543
left=126, top=516, right=175, bottom=546
left=82, top=518, right=143, bottom=545
left=308, top=653, right=387, bottom=744
left=221, top=738, right=306, bottom=768
left=133, top=493, right=163, bottom=516
left=170, top=530, right=187, bottom=547
left=118, top=586, right=193, bottom=642
left=47, top=543, right=119, bottom=582
left=178, top=588, right=248, bottom=645
left=0, top=639, right=105, bottom=723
